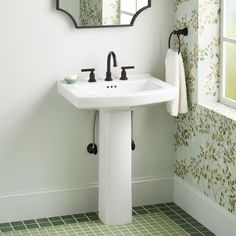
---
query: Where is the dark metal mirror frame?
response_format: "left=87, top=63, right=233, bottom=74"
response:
left=56, top=0, right=151, bottom=29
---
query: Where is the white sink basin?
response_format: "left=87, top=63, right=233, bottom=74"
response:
left=57, top=74, right=178, bottom=109
left=57, top=73, right=177, bottom=225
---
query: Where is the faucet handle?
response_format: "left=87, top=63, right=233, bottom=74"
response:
left=120, top=66, right=135, bottom=80
left=121, top=66, right=135, bottom=70
left=81, top=68, right=96, bottom=83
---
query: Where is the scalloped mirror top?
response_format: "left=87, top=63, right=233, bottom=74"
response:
left=56, top=0, right=151, bottom=28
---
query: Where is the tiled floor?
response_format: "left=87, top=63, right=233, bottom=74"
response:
left=0, top=203, right=215, bottom=236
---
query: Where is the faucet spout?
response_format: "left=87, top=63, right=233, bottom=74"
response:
left=105, top=51, right=118, bottom=81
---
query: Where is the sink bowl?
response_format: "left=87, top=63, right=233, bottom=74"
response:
left=57, top=74, right=178, bottom=109
left=57, top=73, right=177, bottom=225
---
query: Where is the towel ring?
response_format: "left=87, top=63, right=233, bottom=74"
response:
left=168, top=31, right=181, bottom=54
left=168, top=28, right=188, bottom=54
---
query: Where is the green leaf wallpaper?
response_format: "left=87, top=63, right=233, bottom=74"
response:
left=79, top=0, right=120, bottom=27
left=175, top=0, right=236, bottom=214
left=79, top=0, right=103, bottom=26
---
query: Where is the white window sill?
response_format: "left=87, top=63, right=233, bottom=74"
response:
left=199, top=102, right=236, bottom=122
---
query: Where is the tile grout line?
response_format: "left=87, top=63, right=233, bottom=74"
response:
left=163, top=204, right=208, bottom=236
left=136, top=213, right=165, bottom=235
left=85, top=221, right=102, bottom=236
left=156, top=213, right=182, bottom=236
left=154, top=207, right=191, bottom=236
left=144, top=209, right=179, bottom=234
left=0, top=203, right=215, bottom=236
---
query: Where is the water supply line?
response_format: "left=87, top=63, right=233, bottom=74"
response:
left=87, top=111, right=98, bottom=155
left=131, top=111, right=136, bottom=151
left=87, top=110, right=136, bottom=155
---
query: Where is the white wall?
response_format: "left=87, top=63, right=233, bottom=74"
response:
left=0, top=0, right=175, bottom=222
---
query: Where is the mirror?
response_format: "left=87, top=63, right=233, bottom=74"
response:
left=56, top=0, right=151, bottom=28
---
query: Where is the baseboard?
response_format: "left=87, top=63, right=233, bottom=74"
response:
left=174, top=176, right=236, bottom=236
left=0, top=175, right=173, bottom=223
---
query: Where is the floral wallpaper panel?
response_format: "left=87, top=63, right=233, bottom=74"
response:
left=79, top=0, right=120, bottom=27
left=175, top=0, right=236, bottom=215
left=79, top=0, right=103, bottom=27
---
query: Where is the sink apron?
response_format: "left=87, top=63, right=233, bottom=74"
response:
left=98, top=109, right=132, bottom=225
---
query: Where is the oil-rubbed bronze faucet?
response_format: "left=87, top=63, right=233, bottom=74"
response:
left=105, top=51, right=118, bottom=81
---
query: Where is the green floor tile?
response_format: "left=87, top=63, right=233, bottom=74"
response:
left=143, top=205, right=156, bottom=210
left=184, top=228, right=200, bottom=234
left=0, top=203, right=216, bottom=236
left=48, top=217, right=61, bottom=222
left=179, top=223, right=194, bottom=229
left=51, top=221, right=64, bottom=226
left=135, top=209, right=149, bottom=215
left=26, top=223, right=40, bottom=229
left=75, top=217, right=90, bottom=223
left=191, top=222, right=204, bottom=228
left=36, top=218, right=49, bottom=223
left=1, top=227, right=13, bottom=232
left=198, top=226, right=212, bottom=233
left=62, top=218, right=77, bottom=224
left=61, top=215, right=74, bottom=220
left=39, top=222, right=52, bottom=228
left=12, top=225, right=26, bottom=231
left=0, top=223, right=11, bottom=229
left=203, top=232, right=215, bottom=236
left=24, top=220, right=37, bottom=225
left=11, top=221, right=24, bottom=227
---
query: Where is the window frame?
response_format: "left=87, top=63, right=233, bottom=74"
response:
left=120, top=0, right=139, bottom=22
left=220, top=0, right=236, bottom=109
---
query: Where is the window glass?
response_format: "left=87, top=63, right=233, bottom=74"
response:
left=224, top=42, right=236, bottom=100
left=120, top=0, right=136, bottom=14
left=137, top=0, right=148, bottom=10
left=120, top=14, right=133, bottom=24
left=221, top=0, right=236, bottom=107
left=225, top=0, right=236, bottom=39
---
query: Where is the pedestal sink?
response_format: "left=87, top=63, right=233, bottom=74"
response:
left=57, top=74, right=178, bottom=225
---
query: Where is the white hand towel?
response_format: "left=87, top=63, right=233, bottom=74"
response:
left=165, top=49, right=179, bottom=116
left=165, top=49, right=188, bottom=116
left=178, top=54, right=188, bottom=114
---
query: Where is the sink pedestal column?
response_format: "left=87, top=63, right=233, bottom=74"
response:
left=98, top=109, right=132, bottom=225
